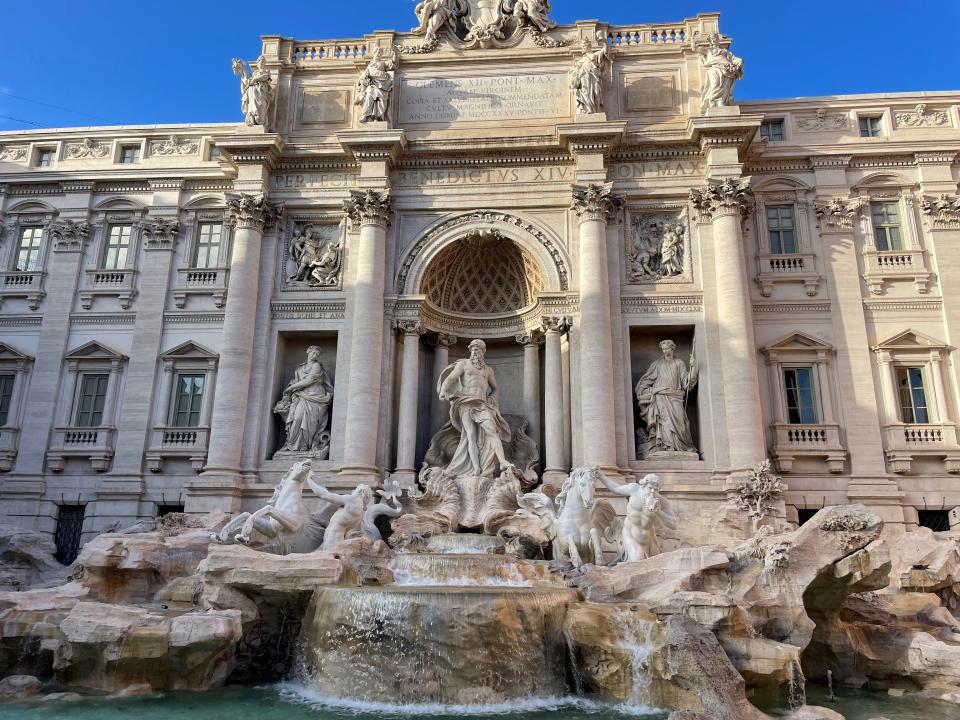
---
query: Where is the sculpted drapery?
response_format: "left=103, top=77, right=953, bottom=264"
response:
left=635, top=340, right=699, bottom=455
left=274, top=347, right=334, bottom=456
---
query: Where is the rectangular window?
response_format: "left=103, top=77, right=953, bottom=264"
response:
left=783, top=367, right=818, bottom=424
left=75, top=373, right=108, bottom=427
left=15, top=227, right=44, bottom=271
left=897, top=366, right=929, bottom=424
left=102, top=224, right=133, bottom=269
left=766, top=205, right=797, bottom=254
left=120, top=146, right=140, bottom=164
left=796, top=508, right=818, bottom=526
left=759, top=120, right=784, bottom=142
left=859, top=116, right=882, bottom=138
left=0, top=374, right=14, bottom=426
left=54, top=504, right=85, bottom=565
left=171, top=373, right=204, bottom=427
left=192, top=222, right=223, bottom=268
left=871, top=202, right=903, bottom=251
left=208, top=145, right=221, bottom=161
left=917, top=510, right=950, bottom=532
left=36, top=149, right=55, bottom=167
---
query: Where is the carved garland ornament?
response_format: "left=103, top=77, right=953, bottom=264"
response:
left=65, top=139, right=110, bottom=159
left=227, top=193, right=283, bottom=230
left=396, top=210, right=570, bottom=294
left=814, top=197, right=864, bottom=232
left=0, top=145, right=27, bottom=161
left=344, top=189, right=393, bottom=228
left=150, top=135, right=199, bottom=156
left=688, top=176, right=752, bottom=222
left=920, top=194, right=960, bottom=230
left=570, top=182, right=624, bottom=222
left=895, top=103, right=949, bottom=128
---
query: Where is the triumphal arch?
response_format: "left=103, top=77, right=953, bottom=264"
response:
left=1, top=4, right=960, bottom=551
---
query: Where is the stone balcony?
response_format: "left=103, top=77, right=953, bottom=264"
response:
left=46, top=426, right=116, bottom=472
left=145, top=426, right=210, bottom=472
left=862, top=248, right=931, bottom=295
left=0, top=426, right=19, bottom=471
left=771, top=423, right=846, bottom=473
left=172, top=267, right=228, bottom=309
left=80, top=268, right=137, bottom=309
left=755, top=253, right=820, bottom=297
left=883, top=422, right=960, bottom=474
left=0, top=270, right=45, bottom=310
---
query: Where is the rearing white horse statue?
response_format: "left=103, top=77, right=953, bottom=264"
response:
left=517, top=467, right=617, bottom=567
left=215, top=459, right=314, bottom=554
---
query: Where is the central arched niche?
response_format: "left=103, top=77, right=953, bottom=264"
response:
left=421, top=230, right=544, bottom=315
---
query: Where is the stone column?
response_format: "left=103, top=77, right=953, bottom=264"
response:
left=394, top=320, right=424, bottom=487
left=541, top=316, right=569, bottom=485
left=516, top=330, right=543, bottom=452
left=572, top=183, right=622, bottom=473
left=430, top=333, right=457, bottom=436
left=690, top=178, right=765, bottom=472
left=339, top=190, right=392, bottom=485
left=196, top=194, right=281, bottom=509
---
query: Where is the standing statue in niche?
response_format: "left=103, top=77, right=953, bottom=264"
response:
left=598, top=472, right=678, bottom=562
left=635, top=340, right=699, bottom=457
left=438, top=339, right=514, bottom=478
left=355, top=47, right=398, bottom=123
left=232, top=57, right=274, bottom=129
left=569, top=34, right=613, bottom=115
left=274, top=346, right=334, bottom=458
left=695, top=32, right=743, bottom=112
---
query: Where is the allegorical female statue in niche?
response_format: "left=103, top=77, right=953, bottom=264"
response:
left=274, top=346, right=334, bottom=458
left=635, top=339, right=699, bottom=457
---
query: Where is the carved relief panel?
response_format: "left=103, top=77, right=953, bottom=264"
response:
left=625, top=207, right=691, bottom=285
left=281, top=215, right=346, bottom=291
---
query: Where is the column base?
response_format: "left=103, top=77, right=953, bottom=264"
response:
left=337, top=464, right=383, bottom=488
left=390, top=468, right=417, bottom=490
left=185, top=470, right=244, bottom=515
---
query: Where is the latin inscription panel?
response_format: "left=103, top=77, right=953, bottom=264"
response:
left=399, top=74, right=570, bottom=124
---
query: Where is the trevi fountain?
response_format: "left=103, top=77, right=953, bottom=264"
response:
left=1, top=4, right=960, bottom=720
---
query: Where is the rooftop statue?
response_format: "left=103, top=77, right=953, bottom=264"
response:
left=232, top=57, right=275, bottom=129
left=355, top=47, right=398, bottom=123
left=694, top=32, right=743, bottom=112
left=411, top=0, right=465, bottom=44
left=569, top=34, right=613, bottom=115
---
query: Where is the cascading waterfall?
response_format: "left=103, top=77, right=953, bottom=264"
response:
left=787, top=658, right=807, bottom=710
left=611, top=611, right=656, bottom=705
left=294, top=549, right=578, bottom=705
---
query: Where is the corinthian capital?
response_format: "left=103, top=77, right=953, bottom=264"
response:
left=139, top=217, right=180, bottom=250
left=344, top=189, right=393, bottom=228
left=689, top=176, right=752, bottom=222
left=920, top=193, right=960, bottom=230
left=571, top=183, right=623, bottom=223
left=227, top=193, right=283, bottom=230
left=813, top=196, right=864, bottom=232
left=47, top=219, right=91, bottom=252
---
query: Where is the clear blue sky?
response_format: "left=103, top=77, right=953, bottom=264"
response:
left=1, top=1, right=957, bottom=131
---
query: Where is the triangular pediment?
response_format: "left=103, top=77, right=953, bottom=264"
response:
left=161, top=340, right=218, bottom=360
left=762, top=331, right=833, bottom=355
left=874, top=329, right=946, bottom=352
left=0, top=342, right=32, bottom=362
left=64, top=340, right=127, bottom=361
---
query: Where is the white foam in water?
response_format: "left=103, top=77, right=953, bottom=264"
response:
left=277, top=683, right=664, bottom=717
left=391, top=568, right=533, bottom=587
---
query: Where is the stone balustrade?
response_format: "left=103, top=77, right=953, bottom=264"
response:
left=173, top=267, right=228, bottom=308
left=883, top=422, right=960, bottom=474
left=0, top=270, right=46, bottom=309
left=80, top=268, right=137, bottom=309
left=46, top=426, right=116, bottom=472
left=145, top=426, right=211, bottom=472
left=771, top=422, right=846, bottom=473
left=862, top=248, right=931, bottom=295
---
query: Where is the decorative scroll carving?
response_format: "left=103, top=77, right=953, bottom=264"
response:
left=0, top=145, right=27, bottom=161
left=139, top=217, right=180, bottom=250
left=796, top=108, right=849, bottom=132
left=404, top=0, right=562, bottom=52
left=920, top=194, right=960, bottom=230
left=628, top=210, right=689, bottom=282
left=65, top=139, right=110, bottom=159
left=150, top=135, right=199, bottom=156
left=689, top=176, right=752, bottom=222
left=571, top=182, right=623, bottom=222
left=896, top=103, right=949, bottom=128
left=227, top=193, right=282, bottom=230
left=814, top=197, right=864, bottom=232
left=47, top=220, right=90, bottom=252
left=540, top=315, right=570, bottom=334
left=344, top=189, right=393, bottom=228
